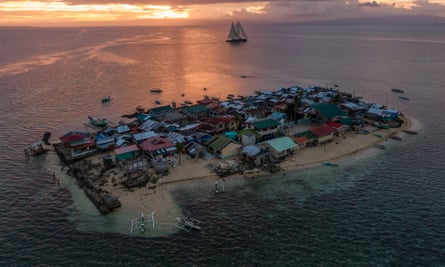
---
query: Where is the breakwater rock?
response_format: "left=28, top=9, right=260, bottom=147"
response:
left=67, top=165, right=121, bottom=214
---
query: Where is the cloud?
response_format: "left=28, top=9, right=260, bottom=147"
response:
left=1, top=0, right=445, bottom=25
left=359, top=1, right=381, bottom=7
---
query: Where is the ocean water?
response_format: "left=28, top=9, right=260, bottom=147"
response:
left=0, top=24, right=445, bottom=266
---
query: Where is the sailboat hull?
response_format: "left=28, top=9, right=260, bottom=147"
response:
left=226, top=39, right=247, bottom=43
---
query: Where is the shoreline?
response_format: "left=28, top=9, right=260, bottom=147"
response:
left=50, top=114, right=416, bottom=237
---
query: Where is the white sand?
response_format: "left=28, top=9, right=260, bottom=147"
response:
left=48, top=115, right=414, bottom=237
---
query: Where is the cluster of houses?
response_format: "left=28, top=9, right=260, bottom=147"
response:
left=56, top=85, right=402, bottom=174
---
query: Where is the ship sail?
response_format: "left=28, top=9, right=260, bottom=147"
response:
left=226, top=21, right=247, bottom=42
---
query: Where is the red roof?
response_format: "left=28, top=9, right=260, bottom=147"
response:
left=293, top=136, right=308, bottom=144
left=59, top=133, right=88, bottom=144
left=114, top=144, right=140, bottom=155
left=310, top=125, right=336, bottom=137
left=325, top=121, right=343, bottom=129
left=139, top=137, right=175, bottom=152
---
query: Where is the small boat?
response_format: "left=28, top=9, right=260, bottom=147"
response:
left=403, top=129, right=418, bottom=135
left=183, top=100, right=192, bottom=105
left=130, top=212, right=155, bottom=233
left=24, top=141, right=49, bottom=157
left=323, top=161, right=339, bottom=167
left=391, top=88, right=404, bottom=93
left=150, top=88, right=162, bottom=93
left=398, top=96, right=409, bottom=100
left=240, top=75, right=247, bottom=78
left=88, top=116, right=108, bottom=128
left=375, top=144, right=386, bottom=149
left=226, top=21, right=247, bottom=43
left=101, top=96, right=111, bottom=103
left=174, top=217, right=203, bottom=232
left=155, top=100, right=161, bottom=105
left=388, top=134, right=402, bottom=141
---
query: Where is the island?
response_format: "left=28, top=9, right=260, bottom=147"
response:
left=48, top=85, right=412, bottom=218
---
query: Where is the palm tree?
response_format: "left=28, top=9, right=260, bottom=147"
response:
left=175, top=142, right=186, bottom=165
left=285, top=103, right=296, bottom=121
left=232, top=114, right=241, bottom=130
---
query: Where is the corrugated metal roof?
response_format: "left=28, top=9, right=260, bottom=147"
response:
left=311, top=103, right=347, bottom=119
left=252, top=119, right=279, bottom=130
left=261, top=136, right=297, bottom=152
left=184, top=105, right=209, bottom=113
left=114, top=144, right=140, bottom=155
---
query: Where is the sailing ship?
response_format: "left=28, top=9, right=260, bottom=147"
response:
left=226, top=21, right=247, bottom=43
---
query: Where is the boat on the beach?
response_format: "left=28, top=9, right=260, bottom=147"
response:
left=391, top=88, right=404, bottom=93
left=226, top=21, right=247, bottom=43
left=398, top=96, right=409, bottom=100
left=388, top=134, right=402, bottom=140
left=174, top=217, right=203, bottom=232
left=323, top=161, right=339, bottom=167
left=403, top=129, right=418, bottom=135
left=130, top=212, right=155, bottom=233
left=154, top=100, right=161, bottom=105
left=374, top=144, right=386, bottom=149
left=150, top=88, right=162, bottom=93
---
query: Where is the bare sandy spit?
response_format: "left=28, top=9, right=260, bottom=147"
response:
left=46, top=115, right=416, bottom=237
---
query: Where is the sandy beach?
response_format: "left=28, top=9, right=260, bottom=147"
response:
left=47, top=114, right=415, bottom=237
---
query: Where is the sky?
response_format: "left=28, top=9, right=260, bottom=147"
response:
left=0, top=0, right=445, bottom=26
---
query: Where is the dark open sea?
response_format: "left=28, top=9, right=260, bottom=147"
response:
left=1, top=24, right=444, bottom=266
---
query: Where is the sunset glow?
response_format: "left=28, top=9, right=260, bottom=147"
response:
left=0, top=0, right=444, bottom=26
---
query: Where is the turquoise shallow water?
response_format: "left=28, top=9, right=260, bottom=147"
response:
left=0, top=24, right=444, bottom=265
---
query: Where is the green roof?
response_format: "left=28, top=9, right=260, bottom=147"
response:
left=148, top=105, right=172, bottom=114
left=184, top=105, right=209, bottom=113
left=261, top=137, right=297, bottom=152
left=311, top=103, right=347, bottom=120
left=206, top=135, right=234, bottom=151
left=238, top=128, right=261, bottom=137
left=338, top=117, right=361, bottom=125
left=252, top=119, right=279, bottom=130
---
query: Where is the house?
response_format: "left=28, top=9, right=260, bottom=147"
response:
left=205, top=135, right=241, bottom=159
left=238, top=128, right=261, bottom=145
left=147, top=105, right=173, bottom=116
left=200, top=115, right=239, bottom=133
left=132, top=131, right=159, bottom=144
left=310, top=125, right=336, bottom=144
left=59, top=131, right=96, bottom=157
left=139, top=119, right=161, bottom=132
left=114, top=144, right=141, bottom=162
left=184, top=141, right=208, bottom=159
left=325, top=121, right=346, bottom=134
left=139, top=137, right=177, bottom=157
left=95, top=133, right=115, bottom=150
left=240, top=145, right=270, bottom=166
left=176, top=122, right=200, bottom=136
left=366, top=107, right=399, bottom=121
left=116, top=124, right=131, bottom=134
left=249, top=118, right=280, bottom=141
left=310, top=103, right=347, bottom=121
left=291, top=130, right=317, bottom=148
left=182, top=105, right=210, bottom=120
left=260, top=136, right=298, bottom=160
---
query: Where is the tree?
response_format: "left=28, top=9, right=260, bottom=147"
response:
left=175, top=142, right=186, bottom=165
left=285, top=103, right=296, bottom=121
